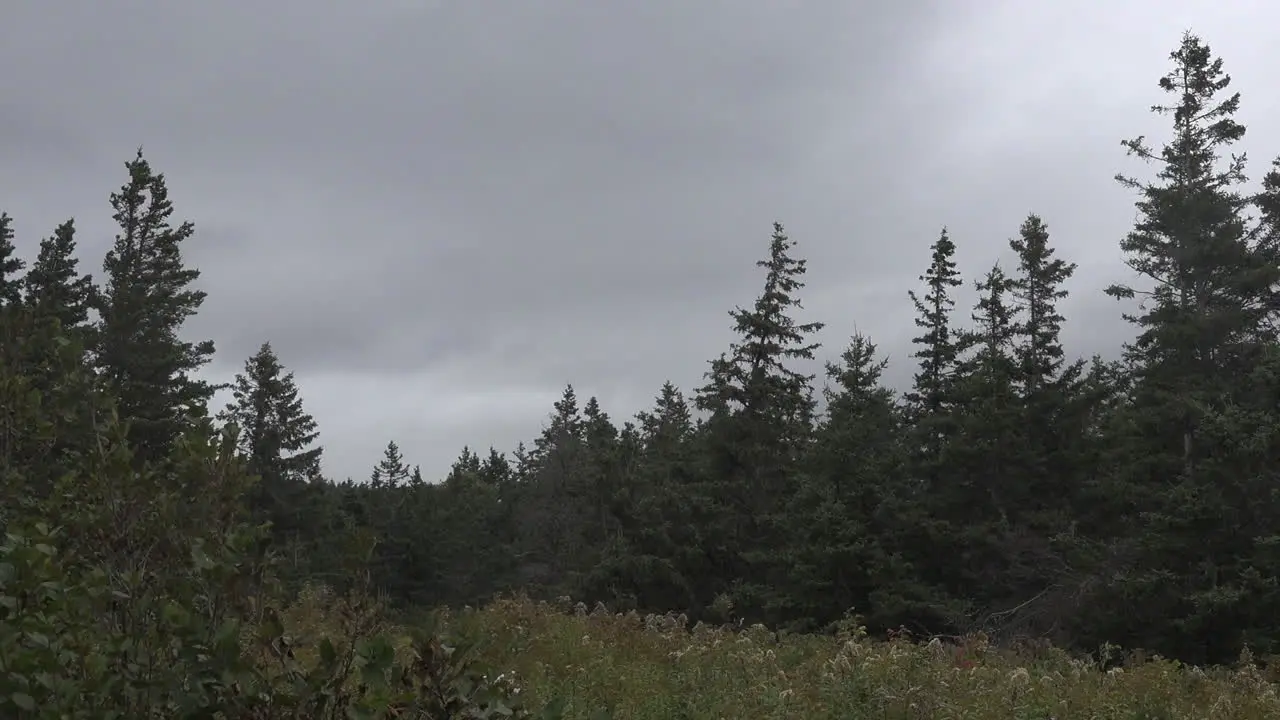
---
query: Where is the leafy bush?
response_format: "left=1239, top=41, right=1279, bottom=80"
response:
left=0, top=521, right=567, bottom=719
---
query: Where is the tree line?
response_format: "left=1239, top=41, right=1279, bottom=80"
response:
left=4, top=31, right=1280, bottom=670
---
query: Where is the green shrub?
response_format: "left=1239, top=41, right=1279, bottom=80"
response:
left=0, top=521, right=569, bottom=719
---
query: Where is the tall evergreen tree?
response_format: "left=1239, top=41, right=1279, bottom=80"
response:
left=589, top=382, right=700, bottom=614
left=481, top=448, right=512, bottom=486
left=778, top=333, right=917, bottom=631
left=446, top=446, right=485, bottom=489
left=23, top=219, right=95, bottom=333
left=532, top=384, right=584, bottom=473
left=693, top=221, right=824, bottom=622
left=963, top=266, right=1018, bottom=376
left=0, top=216, right=99, bottom=504
left=221, top=341, right=323, bottom=486
left=93, top=149, right=217, bottom=465
left=998, top=215, right=1094, bottom=640
left=694, top=221, right=824, bottom=496
left=1106, top=32, right=1271, bottom=471
left=433, top=446, right=511, bottom=606
left=904, top=228, right=964, bottom=489
left=370, top=440, right=411, bottom=488
left=1008, top=214, right=1078, bottom=397
left=510, top=441, right=536, bottom=483
left=944, top=265, right=1029, bottom=623
left=1005, top=214, right=1086, bottom=496
left=815, top=334, right=901, bottom=501
left=360, top=439, right=427, bottom=603
left=1101, top=31, right=1280, bottom=663
left=581, top=395, right=621, bottom=544
left=0, top=213, right=25, bottom=307
left=220, top=341, right=324, bottom=583
left=637, top=382, right=693, bottom=451
left=0, top=270, right=107, bottom=515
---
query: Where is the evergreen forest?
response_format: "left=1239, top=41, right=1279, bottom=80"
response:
left=3, top=31, right=1280, bottom=717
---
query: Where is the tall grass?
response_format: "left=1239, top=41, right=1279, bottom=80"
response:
left=419, top=595, right=1280, bottom=720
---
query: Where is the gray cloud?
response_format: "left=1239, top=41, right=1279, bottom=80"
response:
left=3, top=1, right=1279, bottom=481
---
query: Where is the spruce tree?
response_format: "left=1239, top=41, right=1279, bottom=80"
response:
left=945, top=265, right=1029, bottom=621
left=605, top=383, right=701, bottom=613
left=0, top=216, right=100, bottom=495
left=370, top=440, right=411, bottom=488
left=480, top=448, right=512, bottom=486
left=582, top=395, right=620, bottom=542
left=522, top=385, right=591, bottom=579
left=533, top=384, right=584, bottom=466
left=94, top=149, right=217, bottom=465
left=637, top=382, right=693, bottom=457
left=0, top=273, right=107, bottom=514
left=904, top=228, right=963, bottom=489
left=999, top=215, right=1093, bottom=639
left=1107, top=32, right=1271, bottom=471
left=511, top=441, right=536, bottom=483
left=361, top=439, right=419, bottom=600
left=1101, top=31, right=1280, bottom=663
left=781, top=332, right=923, bottom=632
left=1005, top=214, right=1086, bottom=495
left=221, top=341, right=323, bottom=486
left=816, top=334, right=901, bottom=500
left=24, top=219, right=95, bottom=333
left=1008, top=214, right=1078, bottom=397
left=694, top=221, right=824, bottom=486
left=220, top=341, right=323, bottom=583
left=963, top=266, right=1018, bottom=373
left=0, top=213, right=25, bottom=307
left=692, top=221, right=824, bottom=622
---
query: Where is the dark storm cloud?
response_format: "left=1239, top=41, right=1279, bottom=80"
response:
left=3, top=1, right=1278, bottom=481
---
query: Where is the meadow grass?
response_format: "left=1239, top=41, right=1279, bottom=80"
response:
left=419, top=595, right=1280, bottom=720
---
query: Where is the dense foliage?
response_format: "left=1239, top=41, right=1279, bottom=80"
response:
left=3, top=31, right=1280, bottom=716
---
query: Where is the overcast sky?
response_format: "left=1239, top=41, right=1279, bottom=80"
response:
left=3, top=1, right=1278, bottom=482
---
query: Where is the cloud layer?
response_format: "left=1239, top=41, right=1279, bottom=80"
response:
left=4, top=1, right=1279, bottom=480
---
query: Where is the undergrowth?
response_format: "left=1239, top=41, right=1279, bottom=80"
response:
left=0, top=523, right=563, bottom=719
left=6, top=519, right=1280, bottom=718
left=433, top=595, right=1280, bottom=720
